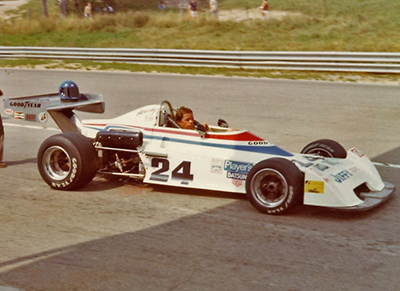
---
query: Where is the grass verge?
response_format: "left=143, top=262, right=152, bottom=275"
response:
left=0, top=0, right=399, bottom=83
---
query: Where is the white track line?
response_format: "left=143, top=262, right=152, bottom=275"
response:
left=372, top=162, right=400, bottom=169
left=4, top=122, right=60, bottom=131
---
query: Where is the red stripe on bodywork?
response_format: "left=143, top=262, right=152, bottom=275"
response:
left=206, top=131, right=263, bottom=141
left=83, top=123, right=264, bottom=141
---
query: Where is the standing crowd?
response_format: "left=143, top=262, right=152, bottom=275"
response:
left=82, top=0, right=270, bottom=19
left=188, top=0, right=269, bottom=19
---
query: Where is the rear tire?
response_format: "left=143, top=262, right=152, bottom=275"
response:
left=301, top=139, right=347, bottom=158
left=37, top=132, right=98, bottom=190
left=246, top=158, right=303, bottom=215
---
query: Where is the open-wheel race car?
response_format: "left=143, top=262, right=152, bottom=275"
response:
left=3, top=81, right=395, bottom=215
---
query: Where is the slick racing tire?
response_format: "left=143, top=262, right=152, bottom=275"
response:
left=301, top=139, right=347, bottom=158
left=246, top=158, right=303, bottom=215
left=37, top=132, right=98, bottom=190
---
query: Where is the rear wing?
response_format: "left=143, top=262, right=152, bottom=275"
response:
left=3, top=93, right=105, bottom=133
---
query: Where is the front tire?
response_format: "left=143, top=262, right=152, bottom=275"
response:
left=37, top=132, right=98, bottom=190
left=246, top=158, right=303, bottom=215
left=301, top=139, right=347, bottom=158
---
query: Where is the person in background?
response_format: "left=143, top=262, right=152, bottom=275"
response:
left=261, top=0, right=269, bottom=16
left=188, top=0, right=198, bottom=18
left=209, top=0, right=218, bottom=18
left=84, top=2, right=92, bottom=17
left=158, top=0, right=166, bottom=10
left=103, top=3, right=113, bottom=13
left=0, top=89, right=6, bottom=168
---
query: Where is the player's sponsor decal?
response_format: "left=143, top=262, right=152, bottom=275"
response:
left=331, top=169, right=353, bottom=183
left=9, top=101, right=42, bottom=108
left=305, top=180, right=325, bottom=194
left=224, top=160, right=253, bottom=173
left=224, top=160, right=253, bottom=181
left=4, top=108, right=13, bottom=115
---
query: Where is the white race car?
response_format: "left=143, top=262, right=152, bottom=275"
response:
left=4, top=81, right=395, bottom=215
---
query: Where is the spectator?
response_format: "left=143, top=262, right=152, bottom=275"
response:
left=103, top=4, right=114, bottom=13
left=84, top=2, right=92, bottom=17
left=0, top=89, right=6, bottom=168
left=158, top=0, right=166, bottom=10
left=260, top=0, right=269, bottom=16
left=188, top=0, right=198, bottom=18
left=209, top=0, right=218, bottom=18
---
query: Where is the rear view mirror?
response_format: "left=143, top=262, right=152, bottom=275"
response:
left=218, top=119, right=229, bottom=128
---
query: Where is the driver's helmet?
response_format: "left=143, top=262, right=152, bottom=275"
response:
left=59, top=80, right=80, bottom=101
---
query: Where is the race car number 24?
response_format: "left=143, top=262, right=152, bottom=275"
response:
left=150, top=158, right=194, bottom=183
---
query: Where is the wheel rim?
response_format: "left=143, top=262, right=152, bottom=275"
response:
left=42, top=146, right=72, bottom=181
left=251, top=168, right=288, bottom=208
left=306, top=147, right=333, bottom=157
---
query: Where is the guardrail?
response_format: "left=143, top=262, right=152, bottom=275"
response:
left=1, top=46, right=400, bottom=73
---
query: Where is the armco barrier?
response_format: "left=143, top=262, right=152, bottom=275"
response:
left=1, top=46, right=400, bottom=73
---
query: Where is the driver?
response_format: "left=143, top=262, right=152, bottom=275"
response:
left=175, top=106, right=209, bottom=131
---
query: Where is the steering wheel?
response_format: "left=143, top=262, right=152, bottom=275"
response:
left=159, top=100, right=181, bottom=128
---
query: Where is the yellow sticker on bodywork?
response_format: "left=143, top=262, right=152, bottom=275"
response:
left=305, top=180, right=325, bottom=194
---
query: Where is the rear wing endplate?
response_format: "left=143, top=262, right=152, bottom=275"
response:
left=3, top=93, right=105, bottom=132
left=3, top=93, right=104, bottom=122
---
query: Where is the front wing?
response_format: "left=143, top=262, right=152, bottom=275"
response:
left=302, top=148, right=395, bottom=211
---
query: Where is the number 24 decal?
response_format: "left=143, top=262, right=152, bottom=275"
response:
left=150, top=158, right=194, bottom=183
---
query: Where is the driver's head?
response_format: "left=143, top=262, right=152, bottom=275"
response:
left=176, top=106, right=194, bottom=130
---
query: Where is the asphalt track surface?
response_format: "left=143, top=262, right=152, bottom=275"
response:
left=0, top=69, right=400, bottom=291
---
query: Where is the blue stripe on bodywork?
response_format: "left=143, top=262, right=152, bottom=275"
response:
left=150, top=135, right=293, bottom=156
